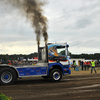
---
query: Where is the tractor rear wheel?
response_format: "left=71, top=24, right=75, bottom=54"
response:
left=0, top=68, right=17, bottom=85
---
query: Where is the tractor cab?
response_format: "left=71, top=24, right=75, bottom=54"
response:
left=38, top=43, right=70, bottom=65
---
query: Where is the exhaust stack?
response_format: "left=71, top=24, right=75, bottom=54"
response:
left=38, top=41, right=48, bottom=63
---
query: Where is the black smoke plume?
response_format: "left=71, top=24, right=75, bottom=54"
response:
left=2, top=0, right=48, bottom=45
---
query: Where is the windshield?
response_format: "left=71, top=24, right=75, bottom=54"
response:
left=57, top=48, right=65, bottom=56
left=48, top=45, right=69, bottom=61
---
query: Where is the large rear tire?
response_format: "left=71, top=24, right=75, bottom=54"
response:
left=50, top=69, right=62, bottom=82
left=0, top=68, right=17, bottom=85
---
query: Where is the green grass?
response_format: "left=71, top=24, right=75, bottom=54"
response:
left=0, top=92, right=12, bottom=100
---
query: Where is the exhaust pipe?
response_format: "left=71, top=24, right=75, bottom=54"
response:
left=38, top=41, right=48, bottom=63
left=38, top=41, right=40, bottom=60
left=45, top=42, right=48, bottom=63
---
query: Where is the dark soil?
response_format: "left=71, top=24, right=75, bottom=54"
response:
left=0, top=74, right=100, bottom=100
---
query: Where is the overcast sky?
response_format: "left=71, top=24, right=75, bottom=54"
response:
left=0, top=0, right=100, bottom=54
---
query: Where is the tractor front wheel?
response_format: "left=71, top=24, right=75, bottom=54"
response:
left=50, top=69, right=62, bottom=82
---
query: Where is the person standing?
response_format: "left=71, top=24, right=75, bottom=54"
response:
left=81, top=61, right=84, bottom=71
left=73, top=61, right=76, bottom=70
left=87, top=61, right=90, bottom=70
left=91, top=60, right=97, bottom=74
left=84, top=61, right=87, bottom=70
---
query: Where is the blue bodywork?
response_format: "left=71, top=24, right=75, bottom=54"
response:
left=16, top=67, right=47, bottom=77
left=47, top=63, right=71, bottom=76
left=15, top=63, right=71, bottom=77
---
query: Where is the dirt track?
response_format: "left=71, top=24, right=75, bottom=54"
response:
left=0, top=71, right=100, bottom=100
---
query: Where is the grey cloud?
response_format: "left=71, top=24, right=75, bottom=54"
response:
left=70, top=38, right=100, bottom=49
left=60, top=0, right=100, bottom=30
left=64, top=17, right=92, bottom=30
left=0, top=3, right=19, bottom=17
left=0, top=34, right=36, bottom=44
left=78, top=0, right=100, bottom=12
left=75, top=17, right=92, bottom=29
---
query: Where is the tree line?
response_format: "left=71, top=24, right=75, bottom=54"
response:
left=0, top=52, right=38, bottom=61
left=70, top=53, right=100, bottom=60
left=0, top=52, right=100, bottom=61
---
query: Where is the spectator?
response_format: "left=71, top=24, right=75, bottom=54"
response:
left=91, top=60, right=97, bottom=74
left=87, top=61, right=90, bottom=70
left=32, top=61, right=36, bottom=65
left=84, top=61, right=87, bottom=70
left=73, top=61, right=76, bottom=70
left=12, top=60, right=15, bottom=65
left=8, top=60, right=12, bottom=65
left=22, top=61, right=25, bottom=65
left=81, top=60, right=84, bottom=71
